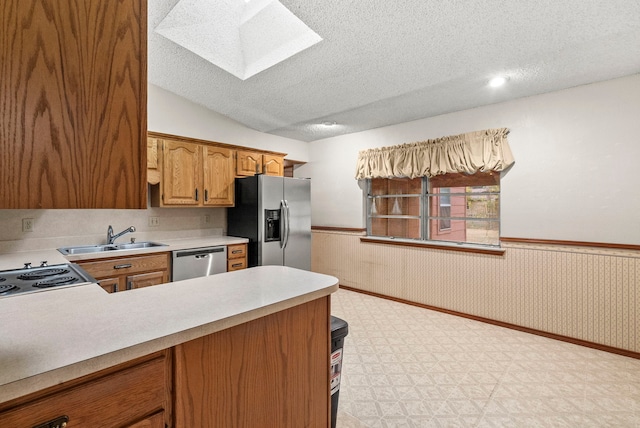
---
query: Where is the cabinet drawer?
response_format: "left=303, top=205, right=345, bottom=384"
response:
left=78, top=253, right=170, bottom=279
left=227, top=244, right=247, bottom=259
left=227, top=258, right=247, bottom=271
left=0, top=355, right=167, bottom=427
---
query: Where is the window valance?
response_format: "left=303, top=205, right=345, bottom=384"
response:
left=354, top=128, right=514, bottom=180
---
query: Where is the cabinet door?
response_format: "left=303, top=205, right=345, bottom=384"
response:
left=236, top=151, right=263, bottom=176
left=162, top=140, right=201, bottom=206
left=0, top=355, right=167, bottom=427
left=0, top=0, right=146, bottom=209
left=203, top=146, right=235, bottom=206
left=98, top=277, right=121, bottom=293
left=127, top=271, right=167, bottom=290
left=263, top=155, right=284, bottom=176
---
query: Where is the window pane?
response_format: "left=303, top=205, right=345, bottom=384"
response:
left=466, top=193, right=499, bottom=219
left=366, top=172, right=500, bottom=247
left=371, top=177, right=421, bottom=196
left=371, top=218, right=421, bottom=239
left=429, top=219, right=499, bottom=245
left=371, top=196, right=420, bottom=216
left=467, top=220, right=500, bottom=245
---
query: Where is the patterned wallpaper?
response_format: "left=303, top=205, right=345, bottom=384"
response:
left=312, top=230, right=639, bottom=353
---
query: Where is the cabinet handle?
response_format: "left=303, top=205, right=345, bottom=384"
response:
left=195, top=188, right=199, bottom=201
left=205, top=189, right=209, bottom=201
left=114, top=264, right=132, bottom=269
left=114, top=282, right=119, bottom=292
left=232, top=263, right=243, bottom=268
left=126, top=280, right=133, bottom=290
left=232, top=250, right=243, bottom=254
left=33, top=415, right=69, bottom=428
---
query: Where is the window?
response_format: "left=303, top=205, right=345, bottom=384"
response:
left=366, top=172, right=500, bottom=246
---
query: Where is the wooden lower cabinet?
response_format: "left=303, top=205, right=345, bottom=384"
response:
left=77, top=253, right=170, bottom=293
left=173, top=296, right=330, bottom=427
left=0, top=297, right=331, bottom=427
left=227, top=243, right=247, bottom=271
left=0, top=352, right=170, bottom=427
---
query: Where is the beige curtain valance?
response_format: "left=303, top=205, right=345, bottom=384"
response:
left=354, top=128, right=514, bottom=180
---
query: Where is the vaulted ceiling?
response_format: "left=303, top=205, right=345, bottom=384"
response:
left=148, top=0, right=640, bottom=142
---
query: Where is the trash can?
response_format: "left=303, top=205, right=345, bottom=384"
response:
left=330, top=316, right=349, bottom=428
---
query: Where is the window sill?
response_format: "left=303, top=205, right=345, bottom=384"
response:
left=360, top=237, right=506, bottom=256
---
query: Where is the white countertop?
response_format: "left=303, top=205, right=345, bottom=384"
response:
left=0, top=236, right=249, bottom=270
left=0, top=266, right=338, bottom=403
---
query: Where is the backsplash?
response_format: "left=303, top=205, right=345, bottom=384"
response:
left=0, top=207, right=226, bottom=253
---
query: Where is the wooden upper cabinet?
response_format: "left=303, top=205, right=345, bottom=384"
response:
left=236, top=151, right=263, bottom=176
left=203, top=146, right=235, bottom=206
left=0, top=0, right=147, bottom=209
left=237, top=151, right=285, bottom=177
left=263, top=155, right=285, bottom=176
left=162, top=140, right=201, bottom=206
left=158, top=140, right=234, bottom=207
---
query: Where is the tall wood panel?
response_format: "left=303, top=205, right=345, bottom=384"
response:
left=173, top=297, right=331, bottom=427
left=0, top=0, right=147, bottom=208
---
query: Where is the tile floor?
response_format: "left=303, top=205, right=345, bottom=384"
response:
left=331, top=289, right=640, bottom=427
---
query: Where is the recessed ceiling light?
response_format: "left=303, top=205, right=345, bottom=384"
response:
left=321, top=121, right=337, bottom=127
left=489, top=76, right=508, bottom=87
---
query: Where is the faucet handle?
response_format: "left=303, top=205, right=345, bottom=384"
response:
left=130, top=237, right=136, bottom=244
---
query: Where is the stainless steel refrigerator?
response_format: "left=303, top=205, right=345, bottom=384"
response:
left=227, top=175, right=311, bottom=270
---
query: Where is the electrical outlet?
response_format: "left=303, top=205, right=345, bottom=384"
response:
left=148, top=216, right=160, bottom=227
left=22, top=218, right=34, bottom=232
left=204, top=215, right=211, bottom=225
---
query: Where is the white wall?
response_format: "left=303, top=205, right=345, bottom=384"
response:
left=148, top=84, right=309, bottom=162
left=300, top=74, right=640, bottom=245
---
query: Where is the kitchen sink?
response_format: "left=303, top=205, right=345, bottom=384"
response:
left=114, top=242, right=166, bottom=250
left=58, top=242, right=167, bottom=255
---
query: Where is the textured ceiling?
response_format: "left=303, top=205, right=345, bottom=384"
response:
left=149, top=0, right=640, bottom=142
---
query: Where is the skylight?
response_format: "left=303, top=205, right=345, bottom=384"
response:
left=155, top=0, right=322, bottom=80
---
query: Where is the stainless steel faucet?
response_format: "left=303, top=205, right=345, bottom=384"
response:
left=107, top=225, right=136, bottom=245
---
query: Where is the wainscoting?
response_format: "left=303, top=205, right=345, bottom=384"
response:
left=312, top=229, right=639, bottom=354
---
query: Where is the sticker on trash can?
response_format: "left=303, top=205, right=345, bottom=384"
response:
left=330, top=348, right=343, bottom=395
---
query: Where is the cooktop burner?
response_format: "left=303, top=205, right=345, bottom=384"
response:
left=0, top=263, right=94, bottom=297
left=33, top=276, right=78, bottom=288
left=17, top=268, right=70, bottom=281
left=0, top=284, right=18, bottom=294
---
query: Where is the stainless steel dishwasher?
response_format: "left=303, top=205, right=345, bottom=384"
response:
left=172, top=246, right=227, bottom=281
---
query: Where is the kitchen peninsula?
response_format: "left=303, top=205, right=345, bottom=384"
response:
left=0, top=266, right=338, bottom=427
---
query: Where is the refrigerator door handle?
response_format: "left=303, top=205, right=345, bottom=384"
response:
left=280, top=200, right=287, bottom=249
left=284, top=199, right=291, bottom=249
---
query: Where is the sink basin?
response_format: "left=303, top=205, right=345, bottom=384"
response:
left=58, top=242, right=167, bottom=255
left=114, top=242, right=166, bottom=250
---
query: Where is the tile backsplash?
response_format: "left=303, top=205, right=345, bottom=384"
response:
left=0, top=207, right=226, bottom=253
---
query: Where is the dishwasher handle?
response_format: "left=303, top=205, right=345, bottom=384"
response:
left=175, top=247, right=225, bottom=258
